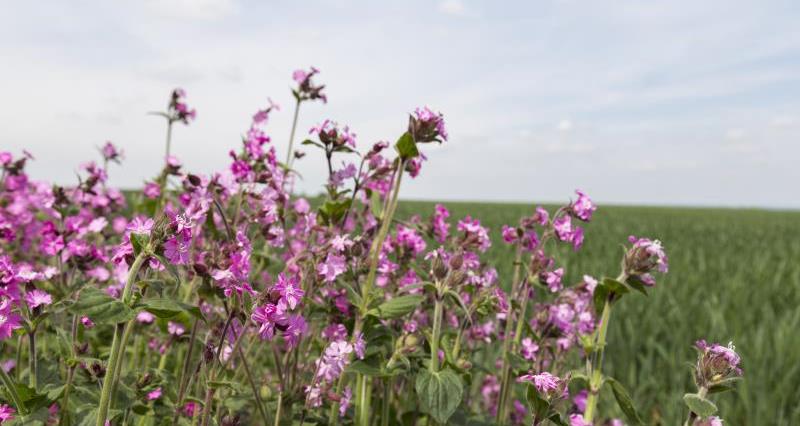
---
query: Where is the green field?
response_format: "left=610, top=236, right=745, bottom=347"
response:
left=397, top=201, right=800, bottom=425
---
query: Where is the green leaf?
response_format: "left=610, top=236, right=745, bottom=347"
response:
left=346, top=360, right=383, bottom=377
left=415, top=368, right=463, bottom=424
left=525, top=383, right=550, bottom=419
left=300, top=139, right=324, bottom=149
left=394, top=131, right=419, bottom=160
left=708, top=376, right=743, bottom=394
left=683, top=393, right=718, bottom=417
left=606, top=377, right=644, bottom=426
left=138, top=298, right=202, bottom=321
left=375, top=295, right=425, bottom=319
left=69, top=288, right=134, bottom=324
left=129, top=233, right=149, bottom=256
left=317, top=199, right=352, bottom=225
left=625, top=276, right=649, bottom=296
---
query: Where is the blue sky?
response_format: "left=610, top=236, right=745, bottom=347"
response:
left=1, top=0, right=798, bottom=207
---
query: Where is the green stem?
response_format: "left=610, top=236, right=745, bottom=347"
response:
left=0, top=366, right=27, bottom=415
left=495, top=247, right=524, bottom=424
left=273, top=391, right=283, bottom=426
left=429, top=298, right=444, bottom=372
left=174, top=320, right=200, bottom=423
left=381, top=378, right=391, bottom=426
left=27, top=329, right=37, bottom=390
left=60, top=314, right=80, bottom=424
left=164, top=120, right=174, bottom=162
left=583, top=289, right=616, bottom=423
left=96, top=252, right=147, bottom=426
left=285, top=99, right=301, bottom=167
left=331, top=160, right=406, bottom=424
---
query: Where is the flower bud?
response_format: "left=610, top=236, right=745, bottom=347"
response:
left=431, top=255, right=447, bottom=281
left=693, top=340, right=742, bottom=388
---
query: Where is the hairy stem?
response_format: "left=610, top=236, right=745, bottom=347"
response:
left=96, top=252, right=147, bottom=426
left=495, top=246, right=524, bottom=424
left=0, top=366, right=27, bottom=415
left=285, top=99, right=301, bottom=167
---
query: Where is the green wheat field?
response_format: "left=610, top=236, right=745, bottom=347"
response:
left=395, top=201, right=800, bottom=426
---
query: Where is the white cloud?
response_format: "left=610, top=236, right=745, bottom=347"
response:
left=439, top=0, right=465, bottom=16
left=144, top=0, right=238, bottom=20
left=558, top=119, right=573, bottom=131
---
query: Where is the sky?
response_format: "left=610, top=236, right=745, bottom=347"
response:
left=1, top=0, right=798, bottom=208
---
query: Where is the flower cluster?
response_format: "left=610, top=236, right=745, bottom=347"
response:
left=0, top=67, right=727, bottom=426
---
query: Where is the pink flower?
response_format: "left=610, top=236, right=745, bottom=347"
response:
left=143, top=182, right=161, bottom=199
left=317, top=254, right=347, bottom=283
left=517, top=372, right=562, bottom=397
left=167, top=321, right=185, bottom=336
left=0, top=299, right=22, bottom=340
left=569, top=413, right=590, bottom=426
left=354, top=332, right=366, bottom=360
left=339, top=387, right=353, bottom=417
left=81, top=316, right=95, bottom=329
left=571, top=190, right=596, bottom=222
left=0, top=404, right=14, bottom=422
left=520, top=337, right=539, bottom=361
left=137, top=311, right=155, bottom=324
left=164, top=232, right=191, bottom=265
left=431, top=204, right=450, bottom=243
left=544, top=268, right=564, bottom=292
left=127, top=217, right=154, bottom=235
left=146, top=387, right=162, bottom=401
left=182, top=401, right=198, bottom=417
left=25, top=289, right=52, bottom=309
left=273, top=273, right=304, bottom=310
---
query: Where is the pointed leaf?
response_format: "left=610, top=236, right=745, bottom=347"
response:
left=606, top=377, right=644, bottom=426
left=415, top=368, right=463, bottom=424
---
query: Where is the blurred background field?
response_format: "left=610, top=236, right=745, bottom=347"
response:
left=396, top=201, right=800, bottom=425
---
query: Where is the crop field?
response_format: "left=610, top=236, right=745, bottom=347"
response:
left=397, top=201, right=800, bottom=425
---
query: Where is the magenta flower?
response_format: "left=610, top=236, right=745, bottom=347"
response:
left=164, top=232, right=191, bottom=265
left=517, top=371, right=562, bottom=396
left=571, top=190, right=597, bottom=222
left=147, top=387, right=162, bottom=401
left=292, top=66, right=327, bottom=103
left=25, top=289, right=52, bottom=309
left=317, top=254, right=347, bottom=283
left=167, top=321, right=185, bottom=336
left=569, top=413, right=590, bottom=426
left=127, top=217, right=154, bottom=235
left=520, top=337, right=539, bottom=361
left=0, top=299, right=22, bottom=340
left=273, top=273, right=305, bottom=310
left=431, top=204, right=450, bottom=243
left=137, top=311, right=155, bottom=324
left=100, top=141, right=123, bottom=162
left=543, top=268, right=564, bottom=292
left=457, top=216, right=491, bottom=252
left=339, top=386, right=353, bottom=417
left=0, top=404, right=14, bottom=422
left=251, top=304, right=278, bottom=340
left=81, top=316, right=95, bottom=329
left=143, top=182, right=161, bottom=199
left=354, top=332, right=366, bottom=360
left=572, top=389, right=588, bottom=413
left=411, top=106, right=448, bottom=142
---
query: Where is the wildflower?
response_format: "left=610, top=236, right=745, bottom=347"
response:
left=572, top=389, right=588, bottom=413
left=167, top=321, right=185, bottom=336
left=339, top=386, right=353, bottom=417
left=317, top=254, right=347, bottom=283
left=502, top=225, right=518, bottom=244
left=137, top=311, right=155, bottom=324
left=625, top=236, right=669, bottom=285
left=182, top=402, right=198, bottom=418
left=25, top=289, right=52, bottom=309
left=81, top=316, right=95, bottom=329
left=147, top=387, right=162, bottom=401
left=354, top=332, right=366, bottom=360
left=316, top=340, right=354, bottom=383
left=310, top=120, right=356, bottom=148
left=569, top=414, right=590, bottom=426
left=164, top=232, right=191, bottom=265
left=0, top=299, right=22, bottom=340
left=457, top=216, right=491, bottom=252
left=143, top=182, right=161, bottom=199
left=169, top=88, right=196, bottom=124
left=0, top=404, right=14, bottom=423
left=273, top=273, right=304, bottom=310
left=251, top=304, right=278, bottom=340
left=292, top=66, right=327, bottom=103
left=431, top=204, right=451, bottom=243
left=127, top=217, right=154, bottom=235
left=284, top=315, right=308, bottom=349
left=100, top=141, right=123, bottom=163
left=533, top=206, right=549, bottom=225
left=410, top=106, right=447, bottom=142
left=571, top=190, right=596, bottom=222
left=694, top=340, right=742, bottom=387
left=517, top=372, right=562, bottom=397
left=693, top=417, right=724, bottom=426
left=543, top=268, right=564, bottom=292
left=520, top=337, right=539, bottom=360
